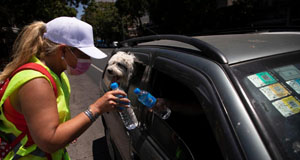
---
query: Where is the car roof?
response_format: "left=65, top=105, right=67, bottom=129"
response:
left=122, top=33, right=300, bottom=64
left=195, top=32, right=300, bottom=64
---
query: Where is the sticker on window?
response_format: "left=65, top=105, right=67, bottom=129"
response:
left=286, top=79, right=300, bottom=94
left=274, top=65, right=300, bottom=81
left=272, top=96, right=300, bottom=117
left=247, top=72, right=277, bottom=87
left=260, top=83, right=289, bottom=101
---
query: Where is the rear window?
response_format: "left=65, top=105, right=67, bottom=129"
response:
left=231, top=51, right=300, bottom=159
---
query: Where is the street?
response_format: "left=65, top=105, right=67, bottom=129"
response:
left=66, top=48, right=114, bottom=160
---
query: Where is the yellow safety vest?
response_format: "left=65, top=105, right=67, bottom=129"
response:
left=0, top=56, right=71, bottom=160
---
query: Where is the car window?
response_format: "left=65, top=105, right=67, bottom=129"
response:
left=125, top=52, right=149, bottom=120
left=144, top=57, right=223, bottom=159
left=231, top=51, right=300, bottom=159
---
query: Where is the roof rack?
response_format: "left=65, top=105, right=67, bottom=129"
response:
left=120, top=34, right=228, bottom=63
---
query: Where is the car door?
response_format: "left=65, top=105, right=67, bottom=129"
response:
left=134, top=49, right=240, bottom=160
left=145, top=54, right=220, bottom=159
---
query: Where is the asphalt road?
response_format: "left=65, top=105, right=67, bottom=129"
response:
left=66, top=48, right=114, bottom=160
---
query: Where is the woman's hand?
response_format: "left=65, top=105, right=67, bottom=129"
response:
left=90, top=90, right=130, bottom=115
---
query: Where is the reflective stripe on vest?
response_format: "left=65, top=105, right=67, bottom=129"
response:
left=0, top=56, right=71, bottom=160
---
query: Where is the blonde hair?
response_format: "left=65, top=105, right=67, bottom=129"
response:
left=0, top=21, right=60, bottom=81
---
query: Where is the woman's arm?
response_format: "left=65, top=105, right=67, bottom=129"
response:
left=17, top=77, right=128, bottom=153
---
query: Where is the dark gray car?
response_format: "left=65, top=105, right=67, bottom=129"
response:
left=101, top=33, right=300, bottom=160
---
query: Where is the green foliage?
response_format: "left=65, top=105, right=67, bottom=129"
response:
left=116, top=0, right=148, bottom=25
left=0, top=0, right=88, bottom=28
left=115, top=0, right=218, bottom=35
left=115, top=0, right=148, bottom=35
left=115, top=0, right=300, bottom=35
left=82, top=1, right=126, bottom=44
left=145, top=0, right=217, bottom=34
left=0, top=0, right=89, bottom=63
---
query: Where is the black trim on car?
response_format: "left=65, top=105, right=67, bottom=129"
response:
left=120, top=34, right=228, bottom=64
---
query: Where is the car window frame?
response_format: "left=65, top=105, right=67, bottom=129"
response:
left=143, top=49, right=238, bottom=159
left=147, top=56, right=200, bottom=159
left=145, top=47, right=250, bottom=159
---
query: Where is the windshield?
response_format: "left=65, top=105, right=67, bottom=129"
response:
left=231, top=51, right=300, bottom=159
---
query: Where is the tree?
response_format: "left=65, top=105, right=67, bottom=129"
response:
left=0, top=0, right=90, bottom=70
left=114, top=0, right=218, bottom=35
left=0, top=0, right=90, bottom=28
left=145, top=0, right=217, bottom=35
left=115, top=0, right=148, bottom=35
left=82, top=1, right=126, bottom=44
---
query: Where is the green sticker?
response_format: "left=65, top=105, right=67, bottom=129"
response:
left=256, top=72, right=276, bottom=85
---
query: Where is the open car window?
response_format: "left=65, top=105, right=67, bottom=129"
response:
left=146, top=56, right=223, bottom=159
left=231, top=51, right=300, bottom=159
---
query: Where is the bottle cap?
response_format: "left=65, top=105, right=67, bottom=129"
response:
left=134, top=88, right=141, bottom=94
left=110, top=82, right=119, bottom=90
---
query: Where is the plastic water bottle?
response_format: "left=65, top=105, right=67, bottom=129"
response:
left=110, top=82, right=138, bottom=130
left=134, top=88, right=171, bottom=119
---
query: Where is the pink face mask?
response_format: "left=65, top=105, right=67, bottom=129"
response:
left=68, top=58, right=91, bottom=75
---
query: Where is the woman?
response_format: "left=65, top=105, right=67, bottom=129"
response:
left=0, top=17, right=129, bottom=159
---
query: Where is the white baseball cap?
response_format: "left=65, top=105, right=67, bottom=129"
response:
left=44, top=16, right=107, bottom=59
